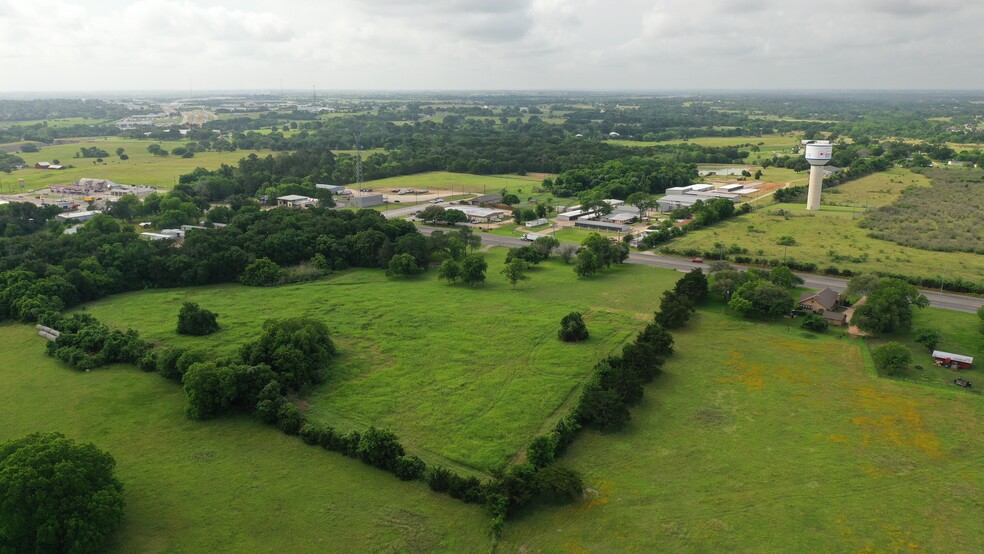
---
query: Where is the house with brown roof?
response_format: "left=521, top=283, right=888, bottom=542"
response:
left=798, top=287, right=841, bottom=313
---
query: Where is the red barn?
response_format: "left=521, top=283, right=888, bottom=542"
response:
left=932, top=350, right=973, bottom=369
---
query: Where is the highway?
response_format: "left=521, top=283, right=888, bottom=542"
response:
left=418, top=225, right=984, bottom=314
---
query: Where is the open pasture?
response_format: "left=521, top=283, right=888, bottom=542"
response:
left=75, top=248, right=676, bottom=472
left=0, top=323, right=491, bottom=553
left=499, top=310, right=984, bottom=552
left=3, top=138, right=270, bottom=190
left=667, top=170, right=984, bottom=283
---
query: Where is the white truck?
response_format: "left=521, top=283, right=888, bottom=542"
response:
left=521, top=233, right=548, bottom=242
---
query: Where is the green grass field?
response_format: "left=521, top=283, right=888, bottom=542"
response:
left=0, top=323, right=491, bottom=553
left=356, top=171, right=550, bottom=197
left=2, top=138, right=270, bottom=191
left=667, top=170, right=984, bottom=283
left=820, top=167, right=930, bottom=208
left=867, top=308, right=983, bottom=389
left=6, top=262, right=983, bottom=551
left=74, top=248, right=677, bottom=472
left=610, top=134, right=798, bottom=150
left=498, top=309, right=984, bottom=552
left=0, top=117, right=118, bottom=129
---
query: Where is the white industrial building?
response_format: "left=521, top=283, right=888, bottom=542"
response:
left=277, top=195, right=317, bottom=208
left=56, top=210, right=102, bottom=223
left=316, top=184, right=349, bottom=195
left=574, top=219, right=630, bottom=233
left=557, top=208, right=598, bottom=221
left=455, top=206, right=506, bottom=222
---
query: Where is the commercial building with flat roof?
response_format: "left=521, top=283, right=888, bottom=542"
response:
left=574, top=219, right=629, bottom=232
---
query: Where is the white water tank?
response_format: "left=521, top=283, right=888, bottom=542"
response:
left=805, top=141, right=833, bottom=166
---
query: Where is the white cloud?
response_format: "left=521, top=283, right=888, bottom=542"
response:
left=0, top=0, right=982, bottom=91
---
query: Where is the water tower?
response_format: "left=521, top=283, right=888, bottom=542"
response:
left=804, top=140, right=832, bottom=211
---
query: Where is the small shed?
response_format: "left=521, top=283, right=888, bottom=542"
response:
left=821, top=310, right=847, bottom=327
left=932, top=351, right=973, bottom=369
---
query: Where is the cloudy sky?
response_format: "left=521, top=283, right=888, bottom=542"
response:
left=1, top=0, right=981, bottom=92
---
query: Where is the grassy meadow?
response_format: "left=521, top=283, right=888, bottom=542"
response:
left=868, top=307, right=983, bottom=389
left=356, top=171, right=550, bottom=197
left=610, top=134, right=801, bottom=164
left=0, top=323, right=491, bottom=553
left=6, top=256, right=983, bottom=551
left=3, top=138, right=269, bottom=191
left=74, top=248, right=677, bottom=472
left=667, top=169, right=984, bottom=283
left=498, top=309, right=984, bottom=552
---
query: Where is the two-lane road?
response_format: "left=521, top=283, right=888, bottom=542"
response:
left=417, top=225, right=984, bottom=314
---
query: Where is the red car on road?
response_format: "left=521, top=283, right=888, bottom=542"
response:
left=691, top=257, right=704, bottom=263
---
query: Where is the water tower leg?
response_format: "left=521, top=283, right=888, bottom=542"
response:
left=806, top=166, right=823, bottom=211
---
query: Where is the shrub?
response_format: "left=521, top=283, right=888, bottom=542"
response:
left=183, top=362, right=237, bottom=420
left=386, top=253, right=422, bottom=277
left=176, top=301, right=219, bottom=336
left=356, top=427, right=405, bottom=471
left=276, top=403, right=303, bottom=435
left=558, top=312, right=589, bottom=342
left=393, top=455, right=427, bottom=481
left=914, top=328, right=941, bottom=352
left=800, top=313, right=828, bottom=332
left=241, top=257, right=283, bottom=286
left=157, top=348, right=186, bottom=381
left=240, top=318, right=336, bottom=391
left=576, top=381, right=630, bottom=430
left=526, top=434, right=557, bottom=468
left=534, top=464, right=584, bottom=504
left=427, top=466, right=454, bottom=493
left=339, top=430, right=361, bottom=457
left=139, top=350, right=158, bottom=372
left=299, top=423, right=322, bottom=446
left=254, top=381, right=286, bottom=424
left=873, top=342, right=912, bottom=375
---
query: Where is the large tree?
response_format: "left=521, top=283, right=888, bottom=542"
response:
left=853, top=278, right=929, bottom=335
left=0, top=432, right=125, bottom=553
left=501, top=258, right=531, bottom=288
left=674, top=268, right=709, bottom=303
left=460, top=254, right=488, bottom=286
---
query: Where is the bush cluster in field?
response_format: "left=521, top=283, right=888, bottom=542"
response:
left=860, top=168, right=984, bottom=254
